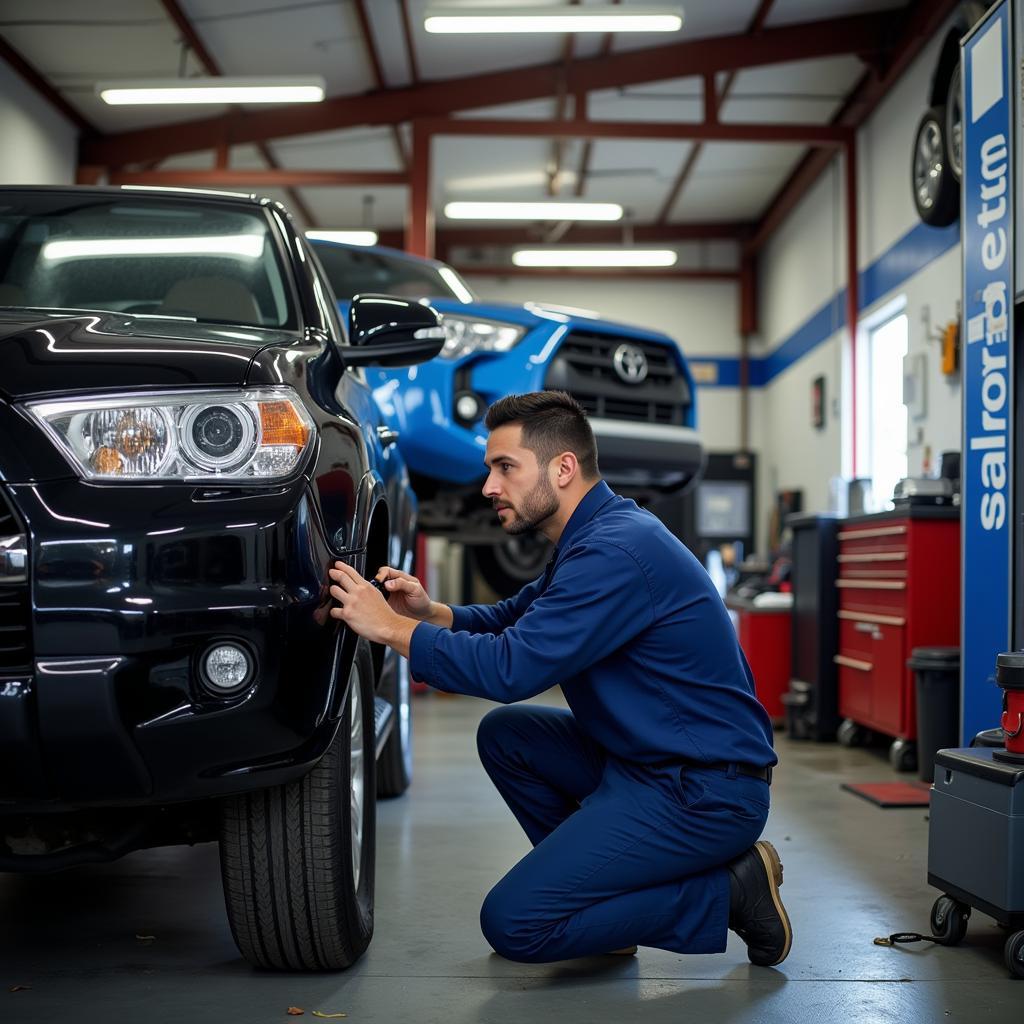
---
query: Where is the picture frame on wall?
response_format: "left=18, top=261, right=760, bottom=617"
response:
left=812, top=374, right=826, bottom=430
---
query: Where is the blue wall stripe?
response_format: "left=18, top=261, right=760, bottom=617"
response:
left=858, top=219, right=960, bottom=310
left=690, top=219, right=961, bottom=389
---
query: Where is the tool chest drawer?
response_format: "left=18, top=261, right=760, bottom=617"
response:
left=834, top=510, right=959, bottom=742
left=837, top=578, right=907, bottom=616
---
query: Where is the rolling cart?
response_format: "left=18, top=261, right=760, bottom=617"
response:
left=926, top=747, right=1024, bottom=978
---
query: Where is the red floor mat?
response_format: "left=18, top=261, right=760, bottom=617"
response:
left=841, top=781, right=932, bottom=807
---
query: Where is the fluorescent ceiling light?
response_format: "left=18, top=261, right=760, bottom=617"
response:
left=42, top=235, right=265, bottom=262
left=512, top=249, right=679, bottom=268
left=306, top=230, right=379, bottom=246
left=97, top=77, right=325, bottom=105
left=445, top=201, right=622, bottom=221
left=425, top=5, right=683, bottom=33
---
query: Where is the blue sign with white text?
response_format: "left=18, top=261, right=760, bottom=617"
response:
left=962, top=0, right=1013, bottom=743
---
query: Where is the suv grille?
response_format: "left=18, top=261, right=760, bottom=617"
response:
left=543, top=331, right=691, bottom=425
left=0, top=488, right=31, bottom=675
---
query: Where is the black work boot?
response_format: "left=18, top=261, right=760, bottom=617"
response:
left=727, top=840, right=793, bottom=967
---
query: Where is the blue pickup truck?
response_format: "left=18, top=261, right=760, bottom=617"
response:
left=311, top=239, right=704, bottom=594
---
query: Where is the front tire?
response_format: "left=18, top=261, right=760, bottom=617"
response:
left=377, top=650, right=413, bottom=798
left=219, top=640, right=377, bottom=970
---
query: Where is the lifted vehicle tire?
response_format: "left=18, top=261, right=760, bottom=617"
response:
left=377, top=650, right=413, bottom=798
left=945, top=64, right=962, bottom=183
left=912, top=105, right=959, bottom=227
left=219, top=640, right=376, bottom=970
left=471, top=534, right=553, bottom=598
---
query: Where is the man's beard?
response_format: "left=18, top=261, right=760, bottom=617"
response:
left=497, top=475, right=559, bottom=535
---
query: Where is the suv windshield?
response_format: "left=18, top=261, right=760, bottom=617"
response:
left=311, top=241, right=474, bottom=303
left=0, top=192, right=295, bottom=328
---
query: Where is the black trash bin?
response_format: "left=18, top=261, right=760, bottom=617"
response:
left=909, top=646, right=961, bottom=783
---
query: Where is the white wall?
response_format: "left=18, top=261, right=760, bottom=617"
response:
left=753, top=20, right=962, bottom=552
left=0, top=57, right=78, bottom=184
left=464, top=273, right=748, bottom=450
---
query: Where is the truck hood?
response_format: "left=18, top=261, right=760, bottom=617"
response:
left=334, top=295, right=674, bottom=342
left=402, top=297, right=679, bottom=345
left=0, top=310, right=296, bottom=402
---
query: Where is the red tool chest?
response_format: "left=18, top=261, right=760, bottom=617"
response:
left=833, top=509, right=960, bottom=751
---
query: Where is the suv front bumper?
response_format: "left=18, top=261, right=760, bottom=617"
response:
left=0, top=478, right=352, bottom=812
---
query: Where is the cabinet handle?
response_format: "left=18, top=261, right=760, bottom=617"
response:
left=836, top=580, right=907, bottom=590
left=853, top=622, right=882, bottom=639
left=838, top=610, right=906, bottom=626
left=837, top=525, right=908, bottom=540
left=838, top=552, right=907, bottom=563
left=834, top=654, right=873, bottom=672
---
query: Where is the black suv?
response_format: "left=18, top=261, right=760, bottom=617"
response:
left=0, top=186, right=443, bottom=970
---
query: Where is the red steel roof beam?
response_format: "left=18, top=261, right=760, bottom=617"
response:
left=407, top=122, right=434, bottom=258
left=453, top=267, right=740, bottom=281
left=108, top=169, right=409, bottom=187
left=82, top=10, right=897, bottom=166
left=423, top=117, right=848, bottom=145
left=433, top=222, right=751, bottom=246
left=747, top=0, right=962, bottom=253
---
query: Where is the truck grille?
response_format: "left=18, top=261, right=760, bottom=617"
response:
left=0, top=488, right=31, bottom=675
left=543, top=331, right=691, bottom=425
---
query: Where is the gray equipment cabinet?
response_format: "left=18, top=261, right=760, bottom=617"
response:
left=926, top=748, right=1024, bottom=977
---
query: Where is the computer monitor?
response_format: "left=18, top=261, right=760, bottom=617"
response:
left=696, top=480, right=751, bottom=538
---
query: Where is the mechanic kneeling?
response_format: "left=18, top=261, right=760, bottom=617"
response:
left=329, top=390, right=792, bottom=967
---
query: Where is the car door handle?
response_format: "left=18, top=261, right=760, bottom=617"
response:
left=377, top=426, right=399, bottom=448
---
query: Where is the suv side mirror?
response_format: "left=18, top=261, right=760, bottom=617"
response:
left=344, top=294, right=445, bottom=367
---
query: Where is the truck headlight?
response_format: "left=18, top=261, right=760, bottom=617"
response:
left=439, top=315, right=525, bottom=360
left=28, top=387, right=314, bottom=482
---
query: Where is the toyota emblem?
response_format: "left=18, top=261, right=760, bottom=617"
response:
left=612, top=343, right=648, bottom=384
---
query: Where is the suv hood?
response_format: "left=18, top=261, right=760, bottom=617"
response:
left=0, top=311, right=296, bottom=402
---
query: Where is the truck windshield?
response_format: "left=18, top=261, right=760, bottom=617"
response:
left=0, top=192, right=295, bottom=328
left=311, top=241, right=475, bottom=303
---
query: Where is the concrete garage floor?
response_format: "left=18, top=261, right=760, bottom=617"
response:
left=1, top=691, right=1020, bottom=1024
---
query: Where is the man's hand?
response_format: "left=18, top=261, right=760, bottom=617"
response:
left=369, top=564, right=454, bottom=628
left=329, top=562, right=406, bottom=645
left=373, top=566, right=433, bottom=620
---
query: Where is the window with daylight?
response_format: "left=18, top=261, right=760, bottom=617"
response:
left=864, top=312, right=910, bottom=509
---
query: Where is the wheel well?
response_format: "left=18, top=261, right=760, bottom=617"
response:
left=365, top=502, right=391, bottom=685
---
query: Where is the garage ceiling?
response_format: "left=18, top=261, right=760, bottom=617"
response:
left=0, top=0, right=952, bottom=269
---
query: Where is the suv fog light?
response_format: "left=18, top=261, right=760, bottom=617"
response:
left=455, top=391, right=483, bottom=424
left=200, top=642, right=254, bottom=695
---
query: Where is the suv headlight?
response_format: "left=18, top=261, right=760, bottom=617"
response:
left=439, top=315, right=526, bottom=360
left=28, top=387, right=314, bottom=482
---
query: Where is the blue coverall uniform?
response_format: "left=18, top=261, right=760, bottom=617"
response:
left=409, top=479, right=778, bottom=962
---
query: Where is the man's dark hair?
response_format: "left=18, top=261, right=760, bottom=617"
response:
left=485, top=390, right=600, bottom=480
